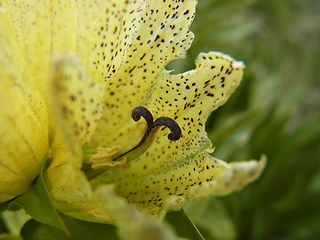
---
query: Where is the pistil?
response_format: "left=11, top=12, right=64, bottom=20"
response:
left=85, top=106, right=181, bottom=178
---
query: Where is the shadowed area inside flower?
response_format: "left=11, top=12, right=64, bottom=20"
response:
left=0, top=0, right=266, bottom=237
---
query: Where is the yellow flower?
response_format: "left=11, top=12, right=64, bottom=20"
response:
left=0, top=0, right=265, bottom=235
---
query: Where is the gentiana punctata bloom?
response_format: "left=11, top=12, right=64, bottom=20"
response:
left=0, top=0, right=265, bottom=237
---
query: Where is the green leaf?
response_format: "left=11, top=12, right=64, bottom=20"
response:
left=165, top=209, right=205, bottom=240
left=8, top=156, right=68, bottom=234
left=20, top=214, right=119, bottom=240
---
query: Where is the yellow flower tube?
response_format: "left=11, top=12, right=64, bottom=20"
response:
left=0, top=0, right=266, bottom=235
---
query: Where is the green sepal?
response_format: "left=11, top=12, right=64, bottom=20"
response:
left=165, top=209, right=205, bottom=240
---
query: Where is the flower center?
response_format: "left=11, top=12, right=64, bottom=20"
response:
left=85, top=106, right=181, bottom=178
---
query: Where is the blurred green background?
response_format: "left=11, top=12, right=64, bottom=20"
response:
left=168, top=0, right=320, bottom=239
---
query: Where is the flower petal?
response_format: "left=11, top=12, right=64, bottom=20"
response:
left=49, top=53, right=104, bottom=146
left=45, top=55, right=104, bottom=209
left=166, top=155, right=267, bottom=212
left=0, top=9, right=48, bottom=201
left=88, top=0, right=196, bottom=149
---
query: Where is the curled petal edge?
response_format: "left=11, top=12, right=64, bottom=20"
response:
left=165, top=155, right=267, bottom=214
